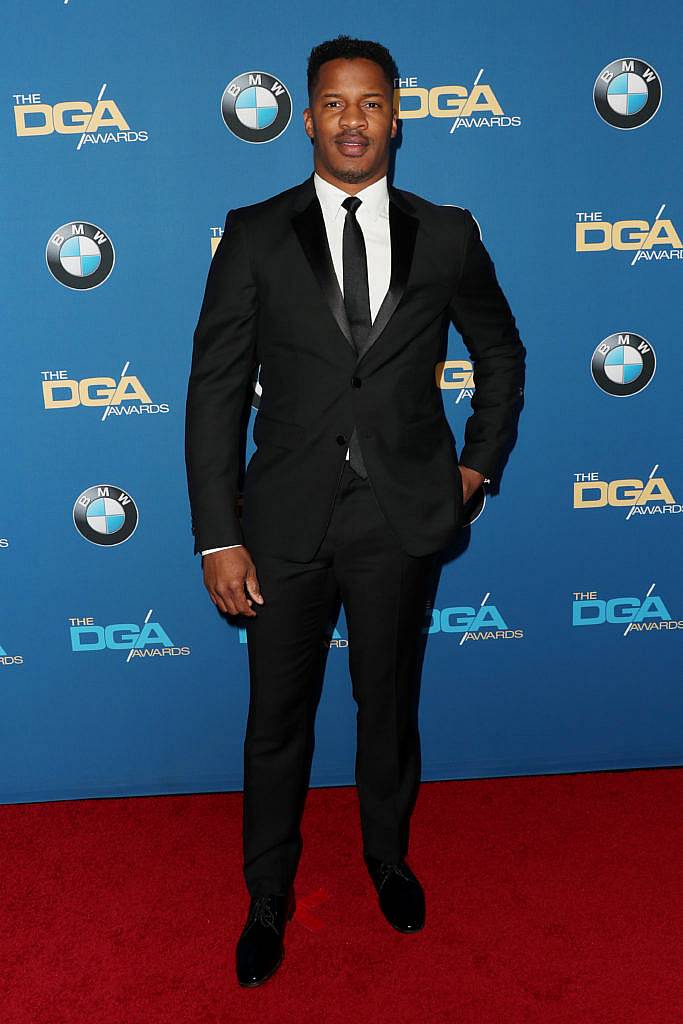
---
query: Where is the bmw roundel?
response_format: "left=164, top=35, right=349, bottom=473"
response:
left=46, top=221, right=115, bottom=290
left=591, top=332, right=656, bottom=397
left=593, top=58, right=662, bottom=129
left=73, top=484, right=139, bottom=546
left=221, top=71, right=292, bottom=143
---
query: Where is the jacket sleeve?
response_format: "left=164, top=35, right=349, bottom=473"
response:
left=184, top=209, right=258, bottom=555
left=448, top=208, right=526, bottom=483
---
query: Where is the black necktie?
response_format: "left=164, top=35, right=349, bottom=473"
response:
left=341, top=195, right=369, bottom=478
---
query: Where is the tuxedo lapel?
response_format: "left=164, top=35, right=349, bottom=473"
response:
left=290, top=175, right=420, bottom=362
left=291, top=185, right=354, bottom=351
left=357, top=192, right=418, bottom=366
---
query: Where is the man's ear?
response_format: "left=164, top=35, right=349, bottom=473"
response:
left=391, top=92, right=399, bottom=137
left=303, top=108, right=314, bottom=140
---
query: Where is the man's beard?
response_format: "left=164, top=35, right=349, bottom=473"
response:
left=331, top=166, right=376, bottom=184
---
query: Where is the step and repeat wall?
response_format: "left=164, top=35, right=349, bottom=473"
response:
left=1, top=1, right=681, bottom=803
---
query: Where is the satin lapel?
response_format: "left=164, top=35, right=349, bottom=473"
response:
left=356, top=196, right=419, bottom=366
left=291, top=196, right=355, bottom=351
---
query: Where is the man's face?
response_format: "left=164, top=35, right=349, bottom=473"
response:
left=303, top=57, right=397, bottom=189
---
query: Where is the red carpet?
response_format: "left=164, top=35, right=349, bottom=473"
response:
left=2, top=769, right=682, bottom=1023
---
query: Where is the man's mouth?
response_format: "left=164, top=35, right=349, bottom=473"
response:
left=335, top=136, right=369, bottom=157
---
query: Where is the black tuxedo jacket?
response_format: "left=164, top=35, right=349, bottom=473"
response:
left=185, top=172, right=525, bottom=561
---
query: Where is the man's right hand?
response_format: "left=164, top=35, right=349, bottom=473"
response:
left=202, top=546, right=264, bottom=617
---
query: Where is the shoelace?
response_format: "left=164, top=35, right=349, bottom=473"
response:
left=249, top=895, right=279, bottom=932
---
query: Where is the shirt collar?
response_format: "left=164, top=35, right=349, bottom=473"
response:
left=314, top=172, right=389, bottom=222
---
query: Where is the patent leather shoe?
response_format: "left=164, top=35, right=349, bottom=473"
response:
left=364, top=853, right=425, bottom=932
left=235, top=888, right=296, bottom=987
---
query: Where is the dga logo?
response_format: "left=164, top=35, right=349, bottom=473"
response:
left=572, top=585, right=681, bottom=634
left=426, top=592, right=524, bottom=642
left=13, top=85, right=148, bottom=147
left=438, top=359, right=475, bottom=405
left=73, top=485, right=139, bottom=545
left=576, top=206, right=682, bottom=264
left=395, top=71, right=521, bottom=132
left=46, top=222, right=114, bottom=290
left=0, top=638, right=24, bottom=666
left=593, top=58, right=662, bottom=130
left=573, top=467, right=681, bottom=518
left=220, top=71, right=292, bottom=143
left=41, top=364, right=169, bottom=419
left=591, top=333, right=656, bottom=397
left=69, top=610, right=190, bottom=660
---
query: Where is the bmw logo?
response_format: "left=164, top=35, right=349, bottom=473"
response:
left=221, top=71, right=292, bottom=143
left=591, top=332, right=656, bottom=397
left=73, top=484, right=139, bottom=546
left=593, top=58, right=662, bottom=130
left=46, top=222, right=115, bottom=290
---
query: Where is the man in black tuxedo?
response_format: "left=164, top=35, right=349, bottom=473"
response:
left=185, top=35, right=525, bottom=987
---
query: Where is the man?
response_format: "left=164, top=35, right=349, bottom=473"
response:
left=185, top=35, right=525, bottom=987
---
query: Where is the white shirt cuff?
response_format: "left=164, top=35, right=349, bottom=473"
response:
left=201, top=545, right=243, bottom=555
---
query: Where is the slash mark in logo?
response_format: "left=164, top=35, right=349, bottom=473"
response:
left=621, top=463, right=682, bottom=520
left=128, top=608, right=152, bottom=662
left=460, top=591, right=491, bottom=645
left=624, top=583, right=656, bottom=636
left=629, top=203, right=673, bottom=266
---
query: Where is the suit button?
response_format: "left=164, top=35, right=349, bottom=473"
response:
left=351, top=376, right=362, bottom=388
left=336, top=434, right=346, bottom=445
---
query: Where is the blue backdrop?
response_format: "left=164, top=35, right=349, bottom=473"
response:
left=2, top=0, right=681, bottom=804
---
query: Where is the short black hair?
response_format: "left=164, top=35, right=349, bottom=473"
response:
left=307, top=35, right=398, bottom=98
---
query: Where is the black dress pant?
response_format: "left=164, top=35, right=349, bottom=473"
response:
left=242, top=459, right=439, bottom=896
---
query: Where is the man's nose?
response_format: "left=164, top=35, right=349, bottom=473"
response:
left=340, top=105, right=367, bottom=129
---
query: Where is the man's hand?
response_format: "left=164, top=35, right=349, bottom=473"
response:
left=459, top=464, right=486, bottom=504
left=202, top=546, right=264, bottom=617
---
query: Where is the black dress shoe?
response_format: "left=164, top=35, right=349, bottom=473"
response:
left=364, top=854, right=425, bottom=932
left=235, top=888, right=296, bottom=987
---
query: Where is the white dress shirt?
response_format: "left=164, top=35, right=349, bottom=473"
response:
left=202, top=173, right=391, bottom=555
